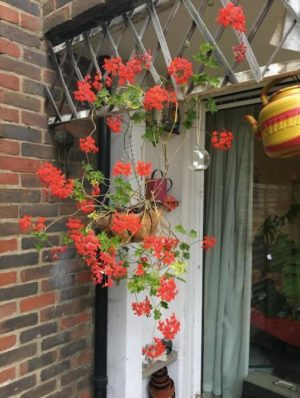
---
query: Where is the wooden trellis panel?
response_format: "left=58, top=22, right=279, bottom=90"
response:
left=46, top=0, right=300, bottom=125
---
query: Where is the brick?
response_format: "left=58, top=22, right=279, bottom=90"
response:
left=23, top=48, right=49, bottom=68
left=60, top=286, right=90, bottom=302
left=0, top=302, right=16, bottom=320
left=75, top=350, right=92, bottom=367
left=70, top=323, right=91, bottom=340
left=0, top=188, right=41, bottom=203
left=0, top=172, right=19, bottom=185
left=0, top=37, right=20, bottom=58
left=4, top=91, right=41, bottom=112
left=0, top=22, right=41, bottom=48
left=20, top=204, right=58, bottom=217
left=60, top=339, right=86, bottom=359
left=0, top=343, right=37, bottom=367
left=0, top=252, right=39, bottom=269
left=0, top=312, right=37, bottom=333
left=41, top=331, right=70, bottom=351
left=0, top=55, right=41, bottom=80
left=0, top=205, right=18, bottom=218
left=21, top=293, right=56, bottom=313
left=20, top=322, right=57, bottom=344
left=0, top=106, right=19, bottom=122
left=22, top=110, right=48, bottom=129
left=21, top=380, right=56, bottom=398
left=22, top=142, right=54, bottom=159
left=60, top=313, right=90, bottom=330
left=20, top=351, right=57, bottom=375
left=0, top=282, right=38, bottom=302
left=41, top=298, right=92, bottom=322
left=0, top=375, right=36, bottom=397
left=44, top=6, right=71, bottom=33
left=0, top=71, right=20, bottom=91
left=0, top=334, right=16, bottom=350
left=0, top=271, right=17, bottom=286
left=40, top=360, right=70, bottom=381
left=0, top=4, right=19, bottom=24
left=77, top=271, right=91, bottom=284
left=0, top=238, right=17, bottom=253
left=21, top=173, right=41, bottom=188
left=47, top=386, right=72, bottom=398
left=0, top=157, right=41, bottom=173
left=42, top=274, right=75, bottom=292
left=0, top=139, right=20, bottom=155
left=0, top=222, right=19, bottom=236
left=20, top=13, right=41, bottom=32
left=2, top=0, right=41, bottom=16
left=0, top=366, right=16, bottom=383
left=0, top=124, right=41, bottom=143
left=42, top=68, right=56, bottom=85
left=43, top=0, right=55, bottom=16
left=22, top=79, right=45, bottom=97
left=22, top=234, right=59, bottom=250
left=61, top=367, right=89, bottom=386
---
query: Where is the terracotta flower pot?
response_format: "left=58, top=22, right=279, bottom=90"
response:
left=149, top=367, right=175, bottom=398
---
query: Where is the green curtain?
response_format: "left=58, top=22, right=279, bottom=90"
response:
left=203, top=105, right=255, bottom=398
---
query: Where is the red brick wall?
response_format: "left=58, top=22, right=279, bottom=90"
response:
left=0, top=1, right=94, bottom=397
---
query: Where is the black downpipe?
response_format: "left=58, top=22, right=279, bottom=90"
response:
left=95, top=118, right=110, bottom=398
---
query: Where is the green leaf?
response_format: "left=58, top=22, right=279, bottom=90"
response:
left=206, top=97, right=218, bottom=113
left=154, top=309, right=162, bottom=320
left=175, top=224, right=186, bottom=234
left=189, top=229, right=197, bottom=239
left=160, top=301, right=169, bottom=309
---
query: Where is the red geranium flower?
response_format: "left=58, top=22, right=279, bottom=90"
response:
left=201, top=236, right=217, bottom=252
left=132, top=297, right=151, bottom=317
left=158, top=313, right=181, bottom=340
left=157, top=276, right=178, bottom=302
left=77, top=199, right=95, bottom=215
left=74, top=76, right=96, bottom=103
left=79, top=136, right=99, bottom=154
left=232, top=43, right=247, bottom=63
left=211, top=130, right=233, bottom=151
left=19, top=215, right=32, bottom=232
left=112, top=161, right=132, bottom=177
left=143, top=85, right=177, bottom=111
left=216, top=2, right=246, bottom=32
left=106, top=116, right=122, bottom=133
left=143, top=338, right=166, bottom=359
left=37, top=162, right=74, bottom=199
left=111, top=213, right=141, bottom=235
left=168, top=57, right=193, bottom=85
left=33, top=217, right=46, bottom=232
left=135, top=161, right=152, bottom=177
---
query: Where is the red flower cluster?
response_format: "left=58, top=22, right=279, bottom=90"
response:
left=103, top=54, right=151, bottom=85
left=74, top=72, right=102, bottom=103
left=112, top=160, right=132, bottom=177
left=232, top=42, right=247, bottom=63
left=99, top=248, right=127, bottom=286
left=135, top=263, right=145, bottom=276
left=51, top=246, right=67, bottom=261
left=106, top=115, right=122, bottom=133
left=143, top=235, right=179, bottom=265
left=201, top=236, right=217, bottom=252
left=132, top=297, right=152, bottom=317
left=168, top=57, right=193, bottom=85
left=135, top=161, right=152, bottom=177
left=77, top=199, right=95, bottom=215
left=33, top=217, right=46, bottom=232
left=211, top=130, right=233, bottom=151
left=157, top=276, right=178, bottom=302
left=162, top=195, right=179, bottom=212
left=79, top=136, right=99, bottom=154
left=19, top=215, right=32, bottom=232
left=37, top=162, right=74, bottom=199
left=216, top=2, right=246, bottom=32
left=91, top=184, right=100, bottom=196
left=143, top=338, right=165, bottom=359
left=158, top=313, right=180, bottom=339
left=143, top=85, right=177, bottom=111
left=111, top=213, right=142, bottom=235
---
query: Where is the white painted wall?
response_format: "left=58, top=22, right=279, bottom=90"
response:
left=107, top=108, right=206, bottom=398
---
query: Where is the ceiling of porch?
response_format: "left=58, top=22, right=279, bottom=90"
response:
left=46, top=0, right=300, bottom=125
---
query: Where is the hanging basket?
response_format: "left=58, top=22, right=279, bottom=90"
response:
left=94, top=205, right=162, bottom=243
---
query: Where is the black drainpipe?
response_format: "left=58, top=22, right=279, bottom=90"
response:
left=95, top=117, right=110, bottom=398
